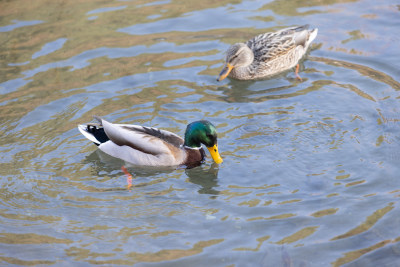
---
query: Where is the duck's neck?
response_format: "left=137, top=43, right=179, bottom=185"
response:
left=184, top=137, right=201, bottom=149
left=231, top=66, right=253, bottom=79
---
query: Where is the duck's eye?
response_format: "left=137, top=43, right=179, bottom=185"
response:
left=229, top=55, right=238, bottom=63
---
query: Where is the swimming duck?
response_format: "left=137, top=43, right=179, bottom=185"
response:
left=78, top=117, right=223, bottom=167
left=217, top=25, right=318, bottom=81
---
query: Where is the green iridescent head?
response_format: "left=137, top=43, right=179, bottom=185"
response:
left=184, top=120, right=223, bottom=164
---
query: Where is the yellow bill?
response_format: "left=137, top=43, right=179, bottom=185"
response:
left=217, top=63, right=234, bottom=81
left=207, top=144, right=223, bottom=164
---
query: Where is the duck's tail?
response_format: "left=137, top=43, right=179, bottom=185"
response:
left=78, top=123, right=109, bottom=146
left=292, top=25, right=318, bottom=48
left=306, top=28, right=318, bottom=47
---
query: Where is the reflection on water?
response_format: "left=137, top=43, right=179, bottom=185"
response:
left=186, top=164, right=220, bottom=196
left=1, top=0, right=400, bottom=266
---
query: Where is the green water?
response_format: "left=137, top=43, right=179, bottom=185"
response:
left=1, top=0, right=400, bottom=266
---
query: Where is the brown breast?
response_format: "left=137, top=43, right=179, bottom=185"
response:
left=184, top=147, right=206, bottom=168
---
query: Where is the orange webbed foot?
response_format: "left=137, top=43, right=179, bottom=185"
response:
left=295, top=64, right=302, bottom=81
left=121, top=166, right=133, bottom=190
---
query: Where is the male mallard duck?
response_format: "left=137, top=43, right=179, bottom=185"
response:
left=78, top=117, right=223, bottom=166
left=217, top=25, right=318, bottom=81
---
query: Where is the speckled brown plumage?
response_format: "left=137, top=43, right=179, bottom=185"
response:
left=218, top=25, right=318, bottom=81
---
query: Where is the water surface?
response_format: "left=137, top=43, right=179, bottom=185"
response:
left=1, top=0, right=400, bottom=266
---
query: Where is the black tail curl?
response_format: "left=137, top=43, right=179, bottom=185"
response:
left=87, top=125, right=109, bottom=145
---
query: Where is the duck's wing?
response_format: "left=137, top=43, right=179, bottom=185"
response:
left=100, top=118, right=184, bottom=155
left=95, top=119, right=186, bottom=166
left=247, top=25, right=312, bottom=63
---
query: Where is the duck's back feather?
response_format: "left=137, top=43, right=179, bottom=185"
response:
left=247, top=25, right=313, bottom=63
left=119, top=124, right=184, bottom=148
left=79, top=118, right=188, bottom=166
left=101, top=119, right=184, bottom=156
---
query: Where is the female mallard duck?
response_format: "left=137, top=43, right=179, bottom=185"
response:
left=217, top=25, right=318, bottom=81
left=78, top=117, right=223, bottom=166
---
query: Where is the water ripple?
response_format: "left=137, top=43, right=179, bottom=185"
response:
left=1, top=0, right=399, bottom=266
